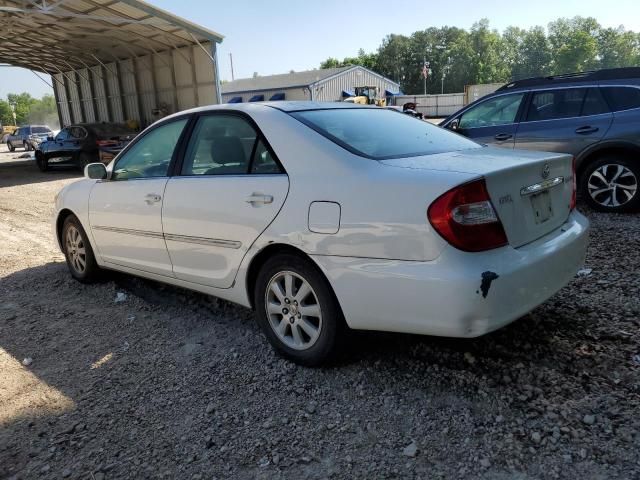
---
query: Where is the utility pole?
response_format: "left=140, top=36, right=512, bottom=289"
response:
left=229, top=53, right=235, bottom=81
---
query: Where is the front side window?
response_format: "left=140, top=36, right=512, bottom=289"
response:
left=602, top=86, right=640, bottom=112
left=13, top=129, right=21, bottom=136
left=292, top=108, right=479, bottom=160
left=526, top=89, right=586, bottom=122
left=69, top=126, right=87, bottom=139
left=55, top=129, right=69, bottom=141
left=181, top=115, right=280, bottom=175
left=112, top=118, right=188, bottom=181
left=459, top=93, right=525, bottom=129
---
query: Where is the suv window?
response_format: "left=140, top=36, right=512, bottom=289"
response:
left=181, top=115, right=280, bottom=175
left=13, top=129, right=21, bottom=136
left=113, top=118, right=188, bottom=181
left=32, top=126, right=51, bottom=134
left=602, top=86, right=640, bottom=112
left=526, top=88, right=586, bottom=122
left=459, top=93, right=525, bottom=129
left=581, top=88, right=610, bottom=116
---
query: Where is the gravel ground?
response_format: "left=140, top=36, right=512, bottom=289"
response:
left=1, top=151, right=639, bottom=480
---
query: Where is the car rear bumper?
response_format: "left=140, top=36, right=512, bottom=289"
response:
left=311, top=210, right=589, bottom=337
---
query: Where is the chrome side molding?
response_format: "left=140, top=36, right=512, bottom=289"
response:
left=93, top=226, right=241, bottom=249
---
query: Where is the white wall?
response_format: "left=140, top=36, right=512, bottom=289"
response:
left=52, top=42, right=219, bottom=128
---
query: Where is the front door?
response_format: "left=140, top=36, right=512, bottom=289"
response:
left=515, top=87, right=613, bottom=155
left=162, top=113, right=289, bottom=288
left=88, top=117, right=189, bottom=276
left=454, top=92, right=527, bottom=148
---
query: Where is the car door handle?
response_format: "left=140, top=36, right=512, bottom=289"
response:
left=575, top=126, right=599, bottom=135
left=246, top=193, right=274, bottom=206
left=494, top=133, right=513, bottom=141
left=145, top=193, right=162, bottom=205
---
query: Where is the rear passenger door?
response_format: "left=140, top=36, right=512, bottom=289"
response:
left=455, top=92, right=526, bottom=148
left=162, top=113, right=289, bottom=288
left=515, top=87, right=613, bottom=156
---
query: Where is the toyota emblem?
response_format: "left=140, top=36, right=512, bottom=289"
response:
left=541, top=163, right=550, bottom=179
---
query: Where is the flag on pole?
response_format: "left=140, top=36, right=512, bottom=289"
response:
left=422, top=61, right=430, bottom=80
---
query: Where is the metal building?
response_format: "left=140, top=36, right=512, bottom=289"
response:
left=0, top=0, right=224, bottom=129
left=222, top=66, right=401, bottom=104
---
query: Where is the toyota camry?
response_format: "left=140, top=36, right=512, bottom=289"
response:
left=53, top=102, right=589, bottom=366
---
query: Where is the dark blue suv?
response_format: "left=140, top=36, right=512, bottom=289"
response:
left=441, top=68, right=640, bottom=212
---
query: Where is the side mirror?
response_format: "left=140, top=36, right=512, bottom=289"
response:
left=47, top=135, right=54, bottom=141
left=85, top=163, right=107, bottom=180
left=450, top=118, right=460, bottom=131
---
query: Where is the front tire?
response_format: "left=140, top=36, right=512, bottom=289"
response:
left=254, top=254, right=345, bottom=366
left=23, top=141, right=31, bottom=151
left=62, top=215, right=101, bottom=283
left=36, top=153, right=48, bottom=172
left=580, top=155, right=640, bottom=212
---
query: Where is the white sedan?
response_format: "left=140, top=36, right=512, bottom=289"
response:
left=54, top=102, right=589, bottom=366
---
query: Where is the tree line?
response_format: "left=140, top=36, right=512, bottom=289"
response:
left=320, top=17, right=640, bottom=95
left=0, top=93, right=59, bottom=129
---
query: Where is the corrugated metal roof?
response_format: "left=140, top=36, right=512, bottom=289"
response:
left=222, top=67, right=354, bottom=93
left=0, top=0, right=223, bottom=73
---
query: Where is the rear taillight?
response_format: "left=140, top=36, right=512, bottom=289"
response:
left=428, top=178, right=508, bottom=252
left=570, top=157, right=577, bottom=211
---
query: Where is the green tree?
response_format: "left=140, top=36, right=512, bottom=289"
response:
left=548, top=17, right=600, bottom=74
left=597, top=27, right=640, bottom=69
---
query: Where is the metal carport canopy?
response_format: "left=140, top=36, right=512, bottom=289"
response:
left=0, top=0, right=224, bottom=128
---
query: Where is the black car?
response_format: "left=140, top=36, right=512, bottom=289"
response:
left=441, top=68, right=640, bottom=212
left=35, top=123, right=137, bottom=172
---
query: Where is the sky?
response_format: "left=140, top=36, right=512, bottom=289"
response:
left=1, top=0, right=640, bottom=100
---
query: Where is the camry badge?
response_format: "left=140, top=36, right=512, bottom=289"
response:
left=541, top=163, right=550, bottom=179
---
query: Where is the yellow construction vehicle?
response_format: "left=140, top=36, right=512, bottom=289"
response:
left=344, top=86, right=386, bottom=107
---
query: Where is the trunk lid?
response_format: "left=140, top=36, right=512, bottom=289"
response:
left=381, top=147, right=574, bottom=248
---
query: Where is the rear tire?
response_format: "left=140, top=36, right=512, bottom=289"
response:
left=7, top=141, right=15, bottom=152
left=254, top=253, right=345, bottom=366
left=61, top=215, right=101, bottom=283
left=580, top=155, right=640, bottom=212
left=78, top=152, right=97, bottom=172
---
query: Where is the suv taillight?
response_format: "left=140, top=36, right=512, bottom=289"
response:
left=428, top=178, right=508, bottom=252
left=570, top=157, right=577, bottom=211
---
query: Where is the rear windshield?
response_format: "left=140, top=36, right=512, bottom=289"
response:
left=89, top=123, right=135, bottom=137
left=32, top=126, right=51, bottom=134
left=291, top=108, right=480, bottom=160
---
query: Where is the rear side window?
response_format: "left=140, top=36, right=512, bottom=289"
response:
left=602, top=87, right=640, bottom=112
left=526, top=89, right=586, bottom=122
left=581, top=88, right=610, bottom=116
left=292, top=108, right=480, bottom=160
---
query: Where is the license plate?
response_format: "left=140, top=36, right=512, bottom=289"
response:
left=530, top=190, right=554, bottom=224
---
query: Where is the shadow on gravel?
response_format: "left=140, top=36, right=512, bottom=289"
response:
left=0, top=161, right=80, bottom=189
left=1, top=252, right=638, bottom=479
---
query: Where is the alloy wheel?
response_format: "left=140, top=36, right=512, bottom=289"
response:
left=264, top=271, right=323, bottom=351
left=587, top=163, right=638, bottom=209
left=65, top=225, right=87, bottom=274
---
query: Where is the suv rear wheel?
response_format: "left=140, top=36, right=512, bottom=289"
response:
left=581, top=155, right=640, bottom=212
left=7, top=141, right=15, bottom=152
